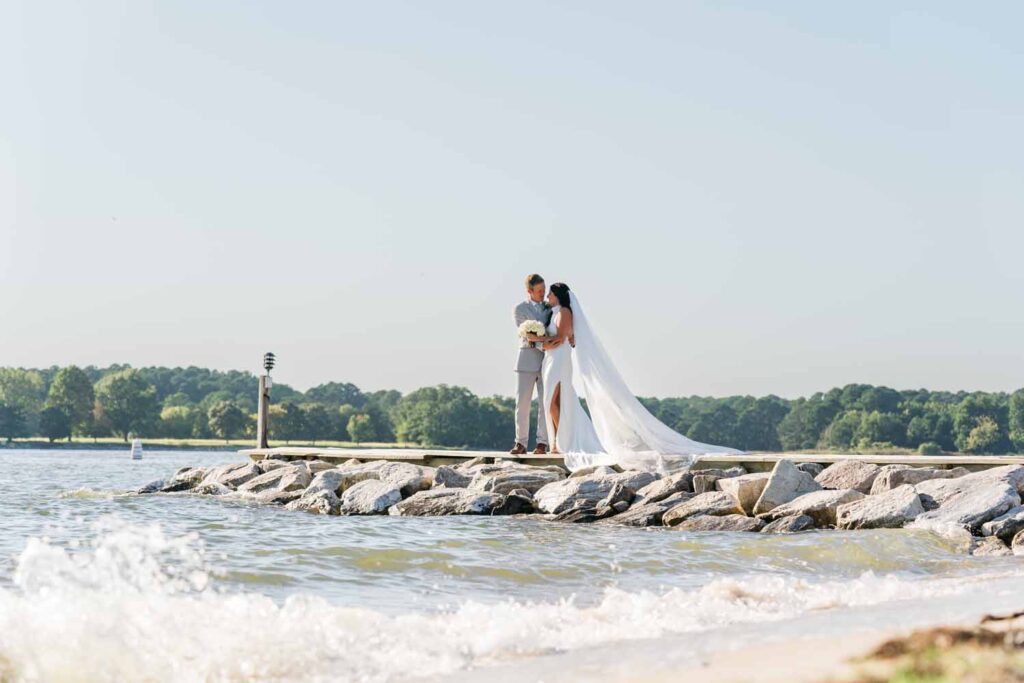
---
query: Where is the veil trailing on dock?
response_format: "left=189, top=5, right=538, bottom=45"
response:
left=566, top=291, right=742, bottom=472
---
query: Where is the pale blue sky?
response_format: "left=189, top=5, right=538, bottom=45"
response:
left=2, top=1, right=1023, bottom=398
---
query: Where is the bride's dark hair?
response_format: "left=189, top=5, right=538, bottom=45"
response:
left=550, top=282, right=571, bottom=311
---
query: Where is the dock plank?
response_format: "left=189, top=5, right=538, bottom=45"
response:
left=240, top=447, right=1024, bottom=471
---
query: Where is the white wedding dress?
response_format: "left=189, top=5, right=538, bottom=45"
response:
left=542, top=292, right=742, bottom=472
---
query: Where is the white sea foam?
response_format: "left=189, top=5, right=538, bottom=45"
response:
left=2, top=518, right=1018, bottom=683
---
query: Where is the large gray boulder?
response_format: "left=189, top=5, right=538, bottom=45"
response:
left=752, top=460, right=821, bottom=515
left=433, top=466, right=472, bottom=489
left=600, top=492, right=693, bottom=527
left=814, top=460, right=880, bottom=494
left=870, top=465, right=969, bottom=494
left=981, top=505, right=1024, bottom=544
left=377, top=462, right=434, bottom=497
left=916, top=466, right=1024, bottom=508
left=286, top=489, right=341, bottom=515
left=339, top=480, right=402, bottom=515
left=836, top=485, right=924, bottom=530
left=199, top=461, right=258, bottom=489
left=305, top=469, right=345, bottom=496
left=333, top=462, right=387, bottom=491
left=632, top=471, right=693, bottom=504
left=761, top=514, right=816, bottom=534
left=254, top=488, right=303, bottom=505
left=469, top=468, right=563, bottom=495
left=673, top=514, right=764, bottom=533
left=1012, top=529, right=1024, bottom=556
left=971, top=536, right=1012, bottom=557
left=758, top=488, right=865, bottom=528
left=662, top=492, right=743, bottom=527
left=237, top=464, right=312, bottom=495
left=716, top=473, right=770, bottom=515
left=570, top=465, right=619, bottom=479
left=389, top=489, right=527, bottom=516
left=796, top=462, right=825, bottom=477
left=159, top=466, right=208, bottom=492
left=533, top=471, right=657, bottom=514
left=912, top=479, right=1020, bottom=533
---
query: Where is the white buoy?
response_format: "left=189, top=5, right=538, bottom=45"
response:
left=130, top=438, right=143, bottom=460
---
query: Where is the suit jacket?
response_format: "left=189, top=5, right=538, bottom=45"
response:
left=514, top=299, right=551, bottom=373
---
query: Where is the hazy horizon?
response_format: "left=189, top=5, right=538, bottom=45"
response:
left=4, top=1, right=1023, bottom=399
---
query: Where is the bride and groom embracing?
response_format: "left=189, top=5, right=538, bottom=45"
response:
left=512, top=273, right=740, bottom=473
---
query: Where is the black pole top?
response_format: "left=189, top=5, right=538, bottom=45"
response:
left=263, top=352, right=276, bottom=373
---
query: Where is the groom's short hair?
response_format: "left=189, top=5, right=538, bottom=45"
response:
left=525, top=274, right=545, bottom=288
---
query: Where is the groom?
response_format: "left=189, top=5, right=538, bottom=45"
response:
left=511, top=273, right=550, bottom=455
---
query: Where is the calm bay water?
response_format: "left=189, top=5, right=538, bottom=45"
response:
left=2, top=448, right=1024, bottom=682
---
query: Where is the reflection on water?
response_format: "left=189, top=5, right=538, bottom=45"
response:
left=1, top=448, right=1023, bottom=682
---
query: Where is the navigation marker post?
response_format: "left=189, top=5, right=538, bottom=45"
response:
left=256, top=352, right=275, bottom=449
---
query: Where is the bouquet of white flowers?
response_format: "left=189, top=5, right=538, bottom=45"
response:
left=518, top=320, right=546, bottom=339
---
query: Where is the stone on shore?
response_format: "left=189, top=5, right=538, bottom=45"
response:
left=752, top=459, right=821, bottom=515
left=433, top=466, right=472, bottom=489
left=339, top=480, right=402, bottom=515
left=1012, top=529, right=1024, bottom=556
left=192, top=482, right=231, bottom=496
left=814, top=460, right=881, bottom=494
left=286, top=489, right=341, bottom=515
left=970, top=536, right=1012, bottom=557
left=305, top=469, right=346, bottom=496
left=469, top=468, right=563, bottom=495
left=199, top=462, right=258, bottom=489
left=913, top=479, right=1020, bottom=533
left=159, top=466, right=208, bottom=492
left=570, top=465, right=619, bottom=478
left=870, top=465, right=969, bottom=494
left=333, top=462, right=388, bottom=491
left=836, top=485, right=924, bottom=530
left=254, top=488, right=303, bottom=505
left=237, top=464, right=312, bottom=495
left=761, top=514, right=816, bottom=534
left=533, top=471, right=657, bottom=514
left=980, top=505, right=1024, bottom=544
left=600, top=492, right=694, bottom=527
left=796, top=462, right=825, bottom=477
left=633, top=471, right=694, bottom=504
left=662, top=492, right=743, bottom=527
left=389, top=489, right=522, bottom=516
left=673, top=514, right=764, bottom=533
left=377, top=462, right=434, bottom=497
left=759, top=488, right=865, bottom=528
left=716, top=473, right=770, bottom=515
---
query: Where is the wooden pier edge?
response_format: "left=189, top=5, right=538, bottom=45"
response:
left=239, top=447, right=1024, bottom=472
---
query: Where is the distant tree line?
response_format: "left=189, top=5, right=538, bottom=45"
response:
left=1, top=366, right=1023, bottom=454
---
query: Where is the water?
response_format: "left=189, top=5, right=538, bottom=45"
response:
left=2, top=449, right=1024, bottom=682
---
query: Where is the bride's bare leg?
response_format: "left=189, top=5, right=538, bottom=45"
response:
left=549, top=382, right=561, bottom=453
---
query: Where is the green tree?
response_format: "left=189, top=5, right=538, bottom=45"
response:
left=820, top=410, right=864, bottom=450
left=855, top=411, right=905, bottom=447
left=300, top=404, right=334, bottom=444
left=159, top=405, right=197, bottom=439
left=965, top=416, right=1002, bottom=454
left=94, top=369, right=160, bottom=440
left=347, top=413, right=376, bottom=443
left=1010, top=389, right=1024, bottom=452
left=0, top=368, right=45, bottom=433
left=777, top=394, right=840, bottom=451
left=0, top=401, right=26, bottom=443
left=954, top=394, right=1010, bottom=453
left=39, top=406, right=72, bottom=442
left=392, top=385, right=495, bottom=448
left=46, top=365, right=95, bottom=438
left=208, top=401, right=247, bottom=442
left=305, top=382, right=365, bottom=408
left=269, top=402, right=305, bottom=443
left=732, top=396, right=789, bottom=451
left=338, top=404, right=359, bottom=440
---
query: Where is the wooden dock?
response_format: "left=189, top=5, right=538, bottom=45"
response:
left=240, top=447, right=1024, bottom=472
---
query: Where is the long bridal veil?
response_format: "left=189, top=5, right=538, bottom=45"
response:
left=567, top=291, right=742, bottom=472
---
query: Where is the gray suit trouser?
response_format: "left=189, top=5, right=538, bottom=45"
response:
left=515, top=370, right=549, bottom=447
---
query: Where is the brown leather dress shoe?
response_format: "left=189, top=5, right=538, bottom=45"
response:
left=533, top=443, right=548, bottom=455
left=509, top=443, right=527, bottom=455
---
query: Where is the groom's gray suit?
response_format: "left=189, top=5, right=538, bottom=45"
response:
left=514, top=299, right=550, bottom=447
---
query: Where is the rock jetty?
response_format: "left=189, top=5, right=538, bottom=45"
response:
left=134, top=457, right=1024, bottom=552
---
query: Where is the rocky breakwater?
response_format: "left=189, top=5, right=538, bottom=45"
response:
left=133, top=457, right=1024, bottom=552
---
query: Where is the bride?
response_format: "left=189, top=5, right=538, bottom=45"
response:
left=526, top=282, right=741, bottom=472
